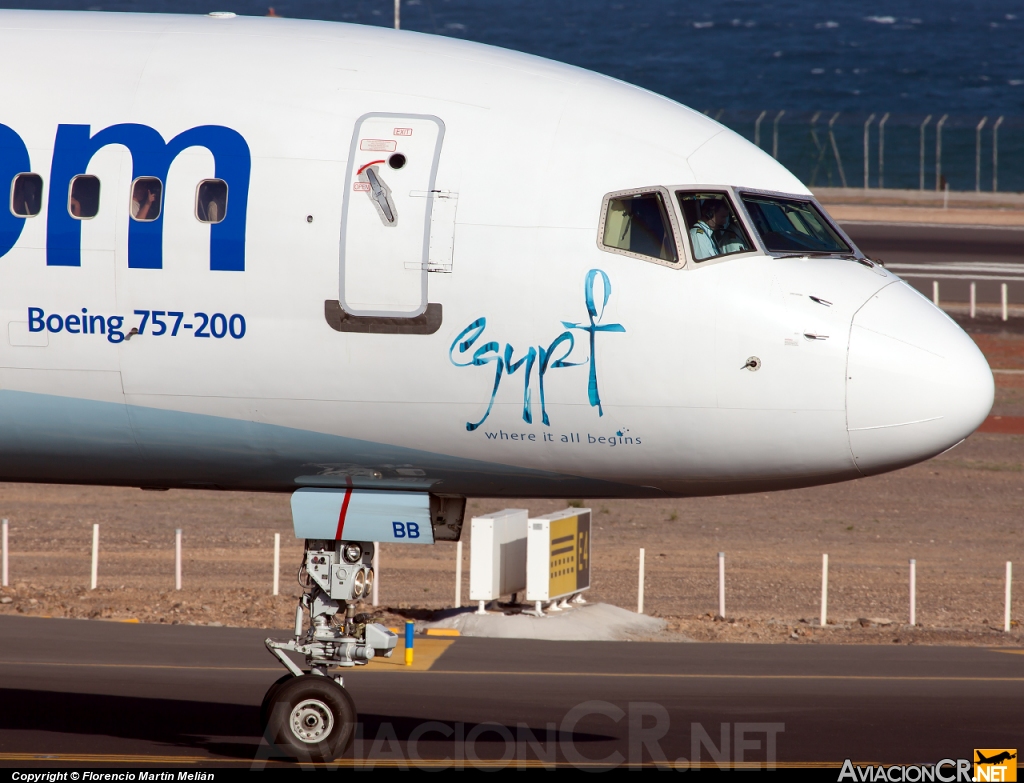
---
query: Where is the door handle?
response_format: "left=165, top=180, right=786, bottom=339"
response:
left=364, top=167, right=396, bottom=224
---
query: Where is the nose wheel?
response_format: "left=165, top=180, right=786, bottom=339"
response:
left=262, top=674, right=357, bottom=762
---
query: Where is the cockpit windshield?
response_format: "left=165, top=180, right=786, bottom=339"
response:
left=740, top=194, right=851, bottom=255
left=676, top=191, right=754, bottom=262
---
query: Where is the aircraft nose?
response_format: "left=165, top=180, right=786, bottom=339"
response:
left=846, top=281, right=994, bottom=475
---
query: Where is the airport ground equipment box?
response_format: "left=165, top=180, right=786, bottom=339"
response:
left=469, top=509, right=528, bottom=602
left=526, top=508, right=592, bottom=602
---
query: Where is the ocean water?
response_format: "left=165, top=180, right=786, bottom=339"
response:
left=3, top=0, right=1023, bottom=190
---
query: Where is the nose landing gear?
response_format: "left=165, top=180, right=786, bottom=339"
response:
left=260, top=539, right=397, bottom=762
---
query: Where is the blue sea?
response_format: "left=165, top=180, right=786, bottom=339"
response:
left=3, top=0, right=1024, bottom=190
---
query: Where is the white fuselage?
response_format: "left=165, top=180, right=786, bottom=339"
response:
left=0, top=11, right=993, bottom=498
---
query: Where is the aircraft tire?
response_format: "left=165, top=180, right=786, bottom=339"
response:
left=259, top=674, right=294, bottom=731
left=266, top=674, right=357, bottom=762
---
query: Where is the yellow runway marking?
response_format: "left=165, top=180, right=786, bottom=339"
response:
left=350, top=670, right=1024, bottom=682
left=0, top=639, right=454, bottom=674
left=0, top=661, right=281, bottom=672
left=0, top=754, right=208, bottom=764
left=0, top=753, right=855, bottom=768
left=2, top=660, right=1023, bottom=681
left=1, top=640, right=1021, bottom=681
left=366, top=638, right=453, bottom=671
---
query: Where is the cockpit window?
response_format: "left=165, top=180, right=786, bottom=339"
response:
left=740, top=195, right=850, bottom=254
left=676, top=191, right=754, bottom=262
left=601, top=192, right=678, bottom=263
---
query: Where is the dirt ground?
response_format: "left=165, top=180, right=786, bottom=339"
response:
left=1, top=314, right=1022, bottom=647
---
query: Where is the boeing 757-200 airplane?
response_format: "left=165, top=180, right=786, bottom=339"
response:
left=0, top=10, right=993, bottom=760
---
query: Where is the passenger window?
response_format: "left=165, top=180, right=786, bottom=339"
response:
left=602, top=192, right=677, bottom=263
left=10, top=173, right=43, bottom=217
left=196, top=179, right=228, bottom=224
left=130, top=177, right=163, bottom=222
left=69, top=175, right=100, bottom=219
left=676, top=191, right=754, bottom=262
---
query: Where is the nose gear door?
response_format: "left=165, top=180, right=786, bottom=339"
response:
left=340, top=114, right=445, bottom=318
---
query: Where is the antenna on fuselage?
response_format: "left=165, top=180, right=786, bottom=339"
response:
left=394, top=0, right=400, bottom=29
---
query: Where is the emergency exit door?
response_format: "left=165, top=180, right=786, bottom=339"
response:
left=340, top=113, right=445, bottom=318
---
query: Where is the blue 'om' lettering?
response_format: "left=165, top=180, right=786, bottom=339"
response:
left=46, top=123, right=251, bottom=270
left=0, top=123, right=31, bottom=258
left=449, top=269, right=625, bottom=431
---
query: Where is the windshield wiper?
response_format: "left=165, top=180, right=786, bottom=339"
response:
left=770, top=251, right=864, bottom=261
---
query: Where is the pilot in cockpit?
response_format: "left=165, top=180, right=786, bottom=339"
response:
left=689, top=199, right=748, bottom=261
left=690, top=201, right=727, bottom=260
left=714, top=209, right=747, bottom=255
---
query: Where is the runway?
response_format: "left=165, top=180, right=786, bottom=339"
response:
left=842, top=222, right=1024, bottom=305
left=0, top=615, right=1021, bottom=769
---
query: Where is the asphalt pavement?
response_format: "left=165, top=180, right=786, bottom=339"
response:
left=0, top=615, right=1021, bottom=769
left=842, top=221, right=1024, bottom=305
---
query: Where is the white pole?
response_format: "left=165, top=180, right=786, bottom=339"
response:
left=976, top=116, right=988, bottom=192
left=919, top=114, right=932, bottom=191
left=637, top=548, right=645, bottom=614
left=1, top=519, right=8, bottom=588
left=993, top=116, right=1004, bottom=192
left=90, top=523, right=99, bottom=590
left=970, top=282, right=977, bottom=319
left=863, top=113, right=875, bottom=189
left=1001, top=283, right=1009, bottom=322
left=371, top=541, right=379, bottom=607
left=272, top=533, right=280, bottom=596
left=820, top=554, right=829, bottom=627
left=932, top=281, right=939, bottom=307
left=1006, top=561, right=1013, bottom=633
left=454, top=540, right=462, bottom=608
left=935, top=114, right=948, bottom=191
left=878, top=112, right=889, bottom=188
left=754, top=110, right=767, bottom=148
left=174, top=528, right=182, bottom=591
left=394, top=0, right=400, bottom=29
left=718, top=552, right=725, bottom=619
left=772, top=110, right=785, bottom=159
left=909, top=559, right=916, bottom=626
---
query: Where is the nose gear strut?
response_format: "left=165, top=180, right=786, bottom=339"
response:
left=262, top=539, right=397, bottom=761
